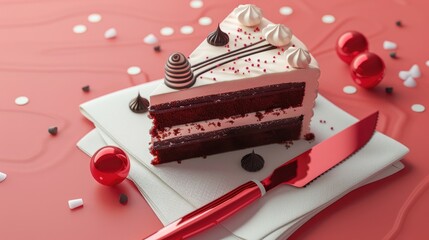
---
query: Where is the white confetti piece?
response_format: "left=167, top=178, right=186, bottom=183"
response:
left=180, top=26, right=194, bottom=35
left=73, top=24, right=87, bottom=34
left=322, top=15, right=335, bottom=24
left=160, top=27, right=174, bottom=36
left=127, top=66, right=141, bottom=75
left=143, top=34, right=158, bottom=44
left=190, top=0, right=203, bottom=9
left=383, top=40, right=397, bottom=50
left=68, top=198, right=84, bottom=210
left=409, top=64, right=421, bottom=78
left=343, top=85, right=357, bottom=94
left=88, top=13, right=102, bottom=23
left=398, top=70, right=410, bottom=80
left=15, top=96, right=29, bottom=106
left=426, top=60, right=429, bottom=67
left=104, top=28, right=117, bottom=39
left=279, top=6, right=293, bottom=16
left=411, top=104, right=425, bottom=113
left=403, top=77, right=417, bottom=88
left=199, top=17, right=212, bottom=26
left=0, top=172, right=7, bottom=182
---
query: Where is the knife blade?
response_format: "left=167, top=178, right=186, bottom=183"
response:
left=144, top=111, right=379, bottom=240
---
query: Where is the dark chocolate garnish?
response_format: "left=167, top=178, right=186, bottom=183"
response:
left=119, top=193, right=128, bottom=205
left=48, top=126, right=58, bottom=135
left=389, top=52, right=397, bottom=59
left=241, top=150, right=265, bottom=172
left=154, top=45, right=161, bottom=52
left=395, top=20, right=402, bottom=27
left=129, top=93, right=150, bottom=113
left=207, top=24, right=229, bottom=46
left=164, top=52, right=195, bottom=89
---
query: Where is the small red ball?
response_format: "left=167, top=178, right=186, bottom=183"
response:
left=336, top=31, right=369, bottom=64
left=350, top=52, right=385, bottom=89
left=90, top=146, right=130, bottom=186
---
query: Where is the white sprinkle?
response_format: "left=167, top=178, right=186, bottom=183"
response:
left=383, top=40, right=397, bottom=50
left=190, top=0, right=203, bottom=9
left=198, top=17, right=212, bottom=26
left=398, top=70, right=410, bottom=80
left=322, top=15, right=335, bottom=24
left=15, top=96, right=29, bottom=106
left=104, top=28, right=117, bottom=39
left=73, top=24, right=87, bottom=34
left=68, top=198, right=84, bottom=210
left=279, top=6, right=293, bottom=16
left=143, top=34, right=158, bottom=44
left=409, top=64, right=421, bottom=78
left=160, top=27, right=174, bottom=36
left=426, top=60, right=429, bottom=67
left=403, top=77, right=417, bottom=88
left=127, top=66, right=141, bottom=75
left=180, top=26, right=194, bottom=35
left=343, top=85, right=357, bottom=94
left=0, top=172, right=7, bottom=182
left=411, top=104, right=425, bottom=113
left=88, top=13, right=102, bottom=23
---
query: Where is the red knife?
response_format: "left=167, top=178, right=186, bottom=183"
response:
left=144, top=111, right=379, bottom=240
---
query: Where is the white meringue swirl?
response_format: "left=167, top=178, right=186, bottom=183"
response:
left=285, top=47, right=312, bottom=69
left=234, top=4, right=263, bottom=27
left=262, top=24, right=293, bottom=47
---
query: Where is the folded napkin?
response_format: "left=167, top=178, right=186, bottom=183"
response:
left=77, top=80, right=408, bottom=239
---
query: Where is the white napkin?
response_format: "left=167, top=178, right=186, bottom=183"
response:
left=77, top=80, right=408, bottom=239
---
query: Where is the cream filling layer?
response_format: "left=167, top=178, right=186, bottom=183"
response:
left=153, top=105, right=307, bottom=143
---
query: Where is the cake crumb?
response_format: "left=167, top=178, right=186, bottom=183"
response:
left=304, top=133, right=315, bottom=141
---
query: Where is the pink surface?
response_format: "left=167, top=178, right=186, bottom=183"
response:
left=0, top=0, right=428, bottom=239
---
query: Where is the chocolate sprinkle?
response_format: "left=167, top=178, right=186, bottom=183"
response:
left=154, top=45, right=161, bottom=52
left=82, top=85, right=90, bottom=92
left=119, top=193, right=128, bottom=205
left=207, top=24, right=229, bottom=46
left=389, top=52, right=397, bottom=59
left=395, top=20, right=402, bottom=27
left=241, top=150, right=265, bottom=172
left=385, top=87, right=394, bottom=94
left=48, top=126, right=58, bottom=135
left=129, top=93, right=150, bottom=113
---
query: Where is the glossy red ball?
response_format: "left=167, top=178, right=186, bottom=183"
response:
left=350, top=52, right=385, bottom=89
left=336, top=31, right=369, bottom=64
left=90, top=146, right=130, bottom=186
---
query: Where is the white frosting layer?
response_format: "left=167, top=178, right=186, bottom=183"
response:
left=153, top=106, right=304, bottom=142
left=262, top=24, right=293, bottom=47
left=285, top=47, right=312, bottom=69
left=233, top=4, right=263, bottom=27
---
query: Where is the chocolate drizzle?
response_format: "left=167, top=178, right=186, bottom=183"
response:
left=129, top=93, right=150, bottom=113
left=207, top=25, right=229, bottom=46
left=164, top=52, right=195, bottom=89
left=241, top=150, right=265, bottom=172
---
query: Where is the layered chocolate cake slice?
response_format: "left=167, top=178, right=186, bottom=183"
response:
left=149, top=4, right=320, bottom=164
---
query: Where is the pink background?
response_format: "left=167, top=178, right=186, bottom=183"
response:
left=0, top=0, right=428, bottom=239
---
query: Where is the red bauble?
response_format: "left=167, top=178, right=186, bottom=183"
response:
left=336, top=31, right=369, bottom=64
left=350, top=52, right=385, bottom=89
left=90, top=146, right=130, bottom=186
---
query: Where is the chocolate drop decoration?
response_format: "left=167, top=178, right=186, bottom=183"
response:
left=241, top=150, right=265, bottom=172
left=129, top=93, right=150, bottom=113
left=164, top=52, right=195, bottom=89
left=207, top=24, right=229, bottom=47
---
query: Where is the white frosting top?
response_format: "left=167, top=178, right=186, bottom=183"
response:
left=285, top=47, right=312, bottom=69
left=233, top=4, right=263, bottom=27
left=262, top=24, right=293, bottom=47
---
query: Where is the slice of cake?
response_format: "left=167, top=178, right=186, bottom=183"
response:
left=149, top=4, right=320, bottom=164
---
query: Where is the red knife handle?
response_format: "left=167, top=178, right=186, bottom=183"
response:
left=144, top=180, right=265, bottom=240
